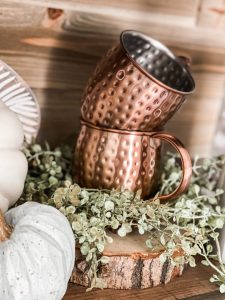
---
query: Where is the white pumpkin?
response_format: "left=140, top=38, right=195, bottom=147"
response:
left=0, top=202, right=75, bottom=300
left=0, top=100, right=28, bottom=212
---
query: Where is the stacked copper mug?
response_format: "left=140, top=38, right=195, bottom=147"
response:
left=74, top=30, right=195, bottom=200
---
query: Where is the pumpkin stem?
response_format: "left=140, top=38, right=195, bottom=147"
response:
left=0, top=209, right=12, bottom=241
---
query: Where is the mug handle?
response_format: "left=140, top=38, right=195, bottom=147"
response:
left=150, top=132, right=192, bottom=201
left=178, top=55, right=192, bottom=69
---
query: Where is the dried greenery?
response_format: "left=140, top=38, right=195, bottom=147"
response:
left=20, top=143, right=225, bottom=292
left=19, top=143, right=72, bottom=204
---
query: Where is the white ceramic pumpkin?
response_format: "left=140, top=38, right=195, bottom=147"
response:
left=0, top=202, right=75, bottom=300
left=0, top=100, right=28, bottom=212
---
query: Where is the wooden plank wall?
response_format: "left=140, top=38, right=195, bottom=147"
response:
left=1, top=0, right=225, bottom=156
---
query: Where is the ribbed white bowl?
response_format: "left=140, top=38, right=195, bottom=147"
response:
left=0, top=60, right=40, bottom=143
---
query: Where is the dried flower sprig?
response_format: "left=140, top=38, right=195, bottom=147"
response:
left=20, top=143, right=225, bottom=292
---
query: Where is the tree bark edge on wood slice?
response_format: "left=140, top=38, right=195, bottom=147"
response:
left=70, top=231, right=185, bottom=289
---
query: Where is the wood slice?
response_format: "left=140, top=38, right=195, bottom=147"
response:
left=70, top=231, right=185, bottom=289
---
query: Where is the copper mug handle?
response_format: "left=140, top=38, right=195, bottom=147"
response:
left=178, top=55, right=192, bottom=69
left=150, top=132, right=192, bottom=201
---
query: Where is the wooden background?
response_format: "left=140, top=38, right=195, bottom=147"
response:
left=1, top=0, right=225, bottom=156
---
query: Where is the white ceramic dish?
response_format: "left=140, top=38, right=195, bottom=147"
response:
left=0, top=60, right=40, bottom=143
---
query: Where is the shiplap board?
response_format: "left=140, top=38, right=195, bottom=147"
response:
left=197, top=0, right=225, bottom=30
left=167, top=72, right=225, bottom=156
left=9, top=0, right=201, bottom=27
left=0, top=1, right=45, bottom=26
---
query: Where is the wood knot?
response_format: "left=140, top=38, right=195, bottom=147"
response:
left=47, top=8, right=64, bottom=20
left=209, top=7, right=225, bottom=15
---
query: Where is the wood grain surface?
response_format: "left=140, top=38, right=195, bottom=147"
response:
left=64, top=261, right=224, bottom=300
left=0, top=2, right=224, bottom=299
left=9, top=0, right=201, bottom=27
left=0, top=0, right=225, bottom=157
left=71, top=232, right=185, bottom=289
left=197, top=0, right=225, bottom=30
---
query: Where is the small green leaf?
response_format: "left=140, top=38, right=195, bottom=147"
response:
left=90, top=217, right=98, bottom=226
left=66, top=205, right=75, bottom=214
left=72, top=221, right=82, bottom=232
left=146, top=239, right=153, bottom=249
left=201, top=260, right=209, bottom=266
left=189, top=256, right=196, bottom=267
left=97, top=243, right=104, bottom=253
left=106, top=212, right=111, bottom=218
left=59, top=207, right=66, bottom=215
left=105, top=200, right=114, bottom=211
left=32, top=144, right=42, bottom=153
left=116, top=215, right=123, bottom=222
left=81, top=243, right=90, bottom=256
left=170, top=172, right=180, bottom=181
left=111, top=219, right=119, bottom=229
left=138, top=225, right=145, bottom=235
left=90, top=227, right=99, bottom=236
left=118, top=226, right=127, bottom=237
left=86, top=252, right=93, bottom=262
left=210, top=274, right=219, bottom=283
left=194, top=184, right=200, bottom=195
left=208, top=197, right=218, bottom=205
left=79, top=236, right=86, bottom=244
left=209, top=276, right=216, bottom=283
left=100, top=256, right=110, bottom=264
left=160, top=234, right=166, bottom=246
left=106, top=236, right=113, bottom=244
left=210, top=232, right=219, bottom=239
left=49, top=176, right=58, bottom=186
left=215, top=218, right=224, bottom=229
left=216, top=206, right=221, bottom=214
left=206, top=244, right=213, bottom=254
left=219, top=284, right=225, bottom=293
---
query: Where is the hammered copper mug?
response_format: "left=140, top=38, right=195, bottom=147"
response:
left=81, top=30, right=195, bottom=131
left=74, top=121, right=192, bottom=200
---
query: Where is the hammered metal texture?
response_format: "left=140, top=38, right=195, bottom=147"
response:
left=74, top=123, right=161, bottom=198
left=81, top=30, right=195, bottom=131
left=0, top=60, right=40, bottom=143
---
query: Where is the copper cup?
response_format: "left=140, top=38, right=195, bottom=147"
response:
left=81, top=30, right=195, bottom=131
left=74, top=121, right=192, bottom=200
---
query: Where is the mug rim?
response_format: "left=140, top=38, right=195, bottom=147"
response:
left=120, top=30, right=195, bottom=95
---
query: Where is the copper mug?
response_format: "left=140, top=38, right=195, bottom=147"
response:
left=81, top=30, right=195, bottom=131
left=74, top=121, right=192, bottom=200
